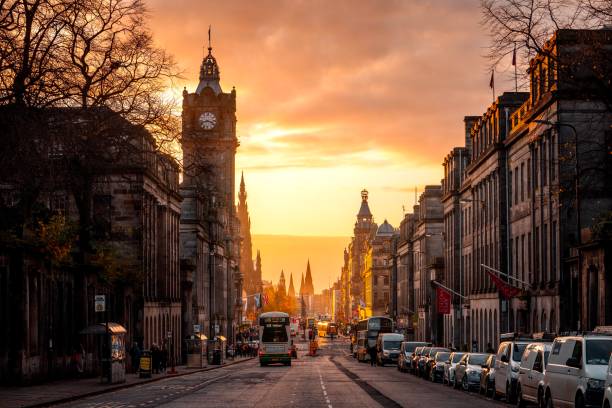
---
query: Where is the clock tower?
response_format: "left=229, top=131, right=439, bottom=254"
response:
left=180, top=34, right=241, bottom=341
left=181, top=40, right=238, bottom=204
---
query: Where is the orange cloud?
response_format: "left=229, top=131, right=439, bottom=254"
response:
left=146, top=0, right=516, bottom=237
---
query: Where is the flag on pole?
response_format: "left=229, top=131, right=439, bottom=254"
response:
left=512, top=44, right=517, bottom=66
left=486, top=270, right=521, bottom=299
left=255, top=293, right=261, bottom=308
left=436, top=287, right=451, bottom=314
left=263, top=293, right=270, bottom=305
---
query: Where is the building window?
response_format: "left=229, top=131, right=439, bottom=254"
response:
left=552, top=221, right=557, bottom=281
left=527, top=158, right=531, bottom=198
left=508, top=169, right=513, bottom=208
left=49, top=193, right=68, bottom=217
left=543, top=223, right=548, bottom=282
left=534, top=148, right=539, bottom=189
left=514, top=167, right=519, bottom=205
left=93, top=195, right=112, bottom=239
left=520, top=163, right=525, bottom=202
left=542, top=140, right=547, bottom=186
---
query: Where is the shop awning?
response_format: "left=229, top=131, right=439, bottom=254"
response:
left=216, top=336, right=227, bottom=341
left=80, top=323, right=127, bottom=335
left=190, top=333, right=207, bottom=340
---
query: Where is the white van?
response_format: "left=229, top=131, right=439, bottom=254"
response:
left=376, top=333, right=404, bottom=366
left=516, top=342, right=552, bottom=407
left=495, top=336, right=533, bottom=403
left=603, top=354, right=612, bottom=408
left=543, top=328, right=612, bottom=408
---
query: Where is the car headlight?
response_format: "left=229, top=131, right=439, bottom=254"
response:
left=587, top=378, right=605, bottom=390
left=383, top=351, right=389, bottom=356
left=511, top=365, right=519, bottom=372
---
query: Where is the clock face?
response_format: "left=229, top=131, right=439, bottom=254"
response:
left=198, top=112, right=216, bottom=130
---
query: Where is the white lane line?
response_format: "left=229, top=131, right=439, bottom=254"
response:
left=317, top=366, right=333, bottom=408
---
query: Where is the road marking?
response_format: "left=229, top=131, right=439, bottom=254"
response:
left=317, top=366, right=333, bottom=408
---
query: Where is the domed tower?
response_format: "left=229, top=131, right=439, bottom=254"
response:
left=350, top=190, right=377, bottom=308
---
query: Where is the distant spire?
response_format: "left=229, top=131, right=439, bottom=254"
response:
left=288, top=273, right=296, bottom=298
left=304, top=260, right=314, bottom=295
left=208, top=24, right=212, bottom=50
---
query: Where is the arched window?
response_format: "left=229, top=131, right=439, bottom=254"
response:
left=550, top=309, right=556, bottom=334
left=532, top=309, right=538, bottom=334
left=541, top=310, right=547, bottom=332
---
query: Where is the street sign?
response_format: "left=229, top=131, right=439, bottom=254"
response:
left=214, top=324, right=219, bottom=334
left=193, top=324, right=201, bottom=333
left=94, top=295, right=105, bottom=312
left=167, top=331, right=172, bottom=338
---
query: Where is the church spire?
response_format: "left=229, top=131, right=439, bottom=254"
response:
left=304, top=259, right=314, bottom=295
left=288, top=273, right=296, bottom=298
left=299, top=272, right=305, bottom=296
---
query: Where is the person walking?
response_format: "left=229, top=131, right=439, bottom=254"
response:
left=130, top=342, right=141, bottom=374
left=368, top=344, right=377, bottom=367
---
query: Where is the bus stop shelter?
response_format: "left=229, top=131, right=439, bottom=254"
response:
left=80, top=322, right=127, bottom=384
left=185, top=333, right=208, bottom=368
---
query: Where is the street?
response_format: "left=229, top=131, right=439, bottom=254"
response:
left=57, top=337, right=505, bottom=408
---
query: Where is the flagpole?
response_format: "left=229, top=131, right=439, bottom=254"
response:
left=513, top=43, right=518, bottom=92
left=431, top=280, right=467, bottom=300
left=480, top=263, right=531, bottom=287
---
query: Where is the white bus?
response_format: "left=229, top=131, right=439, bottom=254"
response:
left=258, top=311, right=291, bottom=367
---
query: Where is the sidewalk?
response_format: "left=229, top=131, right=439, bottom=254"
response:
left=0, top=357, right=254, bottom=408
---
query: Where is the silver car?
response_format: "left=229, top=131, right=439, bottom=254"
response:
left=444, top=352, right=465, bottom=386
left=455, top=353, right=490, bottom=391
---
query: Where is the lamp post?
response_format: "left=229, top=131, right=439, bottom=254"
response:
left=534, top=119, right=579, bottom=330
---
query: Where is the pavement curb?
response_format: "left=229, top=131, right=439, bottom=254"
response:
left=22, top=357, right=255, bottom=408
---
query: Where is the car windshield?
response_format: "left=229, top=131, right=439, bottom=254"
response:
left=384, top=341, right=401, bottom=350
left=435, top=352, right=450, bottom=362
left=513, top=344, right=527, bottom=362
left=585, top=340, right=612, bottom=365
left=452, top=353, right=464, bottom=363
left=405, top=343, right=423, bottom=353
left=469, top=354, right=488, bottom=365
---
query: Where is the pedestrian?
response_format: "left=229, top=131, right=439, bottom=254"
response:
left=151, top=343, right=159, bottom=374
left=160, top=343, right=168, bottom=373
left=486, top=342, right=495, bottom=354
left=130, top=342, right=141, bottom=374
left=368, top=344, right=377, bottom=367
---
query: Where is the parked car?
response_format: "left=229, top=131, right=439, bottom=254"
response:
left=603, top=354, right=612, bottom=408
left=543, top=328, right=612, bottom=408
left=495, top=334, right=541, bottom=403
left=444, top=352, right=465, bottom=386
left=411, top=346, right=425, bottom=373
left=398, top=341, right=430, bottom=373
left=516, top=342, right=552, bottom=408
left=429, top=351, right=451, bottom=382
left=455, top=353, right=490, bottom=392
left=479, top=353, right=497, bottom=397
left=376, top=333, right=404, bottom=366
left=424, top=347, right=451, bottom=380
left=417, top=347, right=432, bottom=377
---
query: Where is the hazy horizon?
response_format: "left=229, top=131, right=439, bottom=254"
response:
left=252, top=234, right=349, bottom=294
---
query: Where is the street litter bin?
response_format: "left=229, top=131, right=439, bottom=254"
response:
left=139, top=350, right=152, bottom=378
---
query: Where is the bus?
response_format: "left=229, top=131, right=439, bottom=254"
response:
left=356, top=316, right=393, bottom=352
left=317, top=321, right=329, bottom=337
left=258, top=311, right=292, bottom=367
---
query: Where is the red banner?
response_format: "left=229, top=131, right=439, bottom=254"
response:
left=437, top=287, right=451, bottom=314
left=486, top=270, right=521, bottom=299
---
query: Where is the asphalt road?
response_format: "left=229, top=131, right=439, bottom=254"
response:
left=57, top=337, right=507, bottom=408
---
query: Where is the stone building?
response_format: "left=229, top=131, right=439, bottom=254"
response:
left=0, top=109, right=182, bottom=382
left=368, top=220, right=395, bottom=316
left=411, top=186, right=444, bottom=343
left=505, top=29, right=612, bottom=333
left=395, top=213, right=417, bottom=337
left=345, top=190, right=378, bottom=321
left=179, top=40, right=242, bottom=341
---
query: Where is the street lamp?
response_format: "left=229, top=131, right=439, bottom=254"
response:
left=534, top=119, right=580, bottom=331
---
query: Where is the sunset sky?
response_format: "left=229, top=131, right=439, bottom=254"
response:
left=147, top=0, right=516, bottom=292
